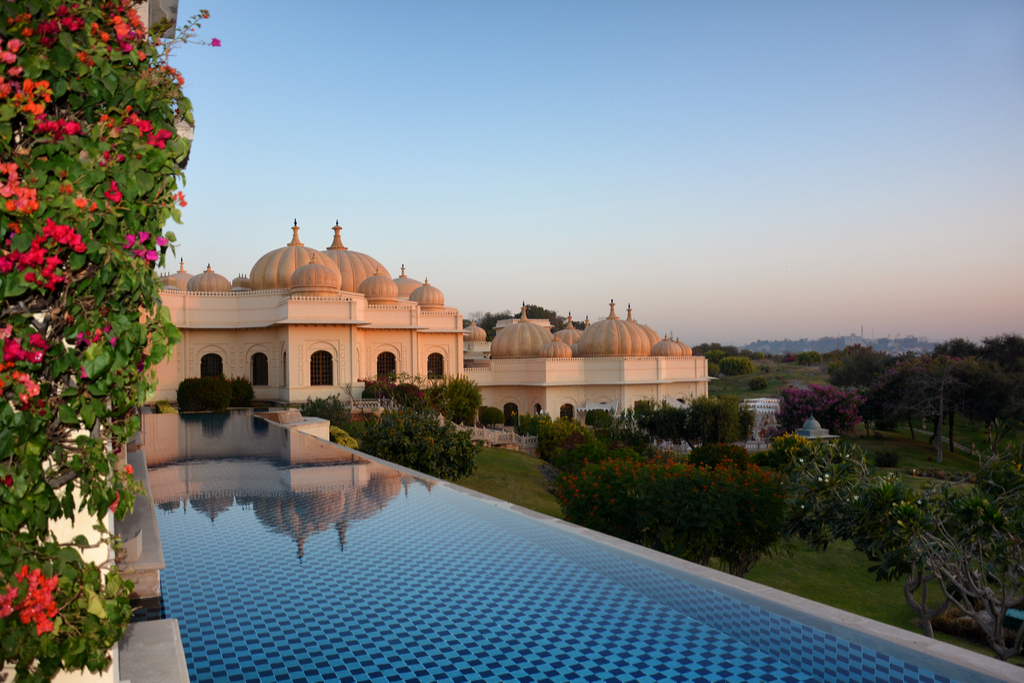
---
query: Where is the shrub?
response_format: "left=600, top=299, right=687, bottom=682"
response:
left=229, top=376, right=254, bottom=408
left=302, top=394, right=352, bottom=429
left=781, top=353, right=797, bottom=363
left=537, top=417, right=593, bottom=461
left=550, top=441, right=637, bottom=476
left=752, top=352, right=766, bottom=360
left=427, top=375, right=482, bottom=425
left=797, top=351, right=823, bottom=366
left=155, top=400, right=178, bottom=414
left=176, top=377, right=232, bottom=412
left=329, top=426, right=359, bottom=449
left=688, top=443, right=749, bottom=469
left=705, top=349, right=727, bottom=363
left=360, top=408, right=479, bottom=481
left=751, top=433, right=811, bottom=470
left=479, top=406, right=505, bottom=427
left=584, top=409, right=614, bottom=428
left=748, top=376, right=769, bottom=391
left=683, top=395, right=750, bottom=447
left=707, top=361, right=720, bottom=377
left=719, top=356, right=755, bottom=376
left=556, top=458, right=787, bottom=576
left=873, top=449, right=900, bottom=468
left=515, top=412, right=546, bottom=436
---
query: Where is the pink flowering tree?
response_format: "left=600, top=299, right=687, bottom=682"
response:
left=0, top=2, right=215, bottom=679
left=772, top=384, right=864, bottom=437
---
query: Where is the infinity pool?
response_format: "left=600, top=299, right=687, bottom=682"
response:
left=138, top=413, right=1003, bottom=683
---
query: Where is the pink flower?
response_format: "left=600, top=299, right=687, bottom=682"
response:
left=7, top=39, right=21, bottom=53
left=211, top=38, right=221, bottom=47
left=157, top=236, right=169, bottom=247
left=138, top=231, right=149, bottom=243
left=0, top=52, right=16, bottom=64
left=144, top=250, right=158, bottom=262
left=8, top=66, right=22, bottom=76
left=123, top=234, right=136, bottom=249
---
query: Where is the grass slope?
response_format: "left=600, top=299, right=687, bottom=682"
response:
left=458, top=447, right=563, bottom=518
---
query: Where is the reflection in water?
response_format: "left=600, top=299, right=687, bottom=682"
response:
left=142, top=413, right=417, bottom=557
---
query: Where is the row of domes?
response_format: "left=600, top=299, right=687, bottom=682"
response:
left=160, top=222, right=445, bottom=306
left=472, top=302, right=692, bottom=359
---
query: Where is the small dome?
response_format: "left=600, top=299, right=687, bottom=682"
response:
left=651, top=334, right=683, bottom=357
left=167, top=258, right=192, bottom=290
left=250, top=221, right=342, bottom=290
left=575, top=301, right=652, bottom=357
left=491, top=305, right=554, bottom=358
left=358, top=266, right=399, bottom=303
left=393, top=264, right=423, bottom=299
left=802, top=415, right=823, bottom=431
left=464, top=322, right=486, bottom=342
left=291, top=261, right=341, bottom=297
left=554, top=313, right=582, bottom=345
left=231, top=274, right=252, bottom=291
left=187, top=265, right=230, bottom=293
left=321, top=222, right=391, bottom=292
left=675, top=338, right=693, bottom=356
left=540, top=339, right=572, bottom=359
left=409, top=277, right=444, bottom=309
left=570, top=342, right=579, bottom=356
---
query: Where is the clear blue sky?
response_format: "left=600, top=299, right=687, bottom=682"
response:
left=168, top=0, right=1024, bottom=346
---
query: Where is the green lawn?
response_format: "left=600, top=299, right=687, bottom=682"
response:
left=709, top=361, right=828, bottom=398
left=458, top=447, right=563, bottom=518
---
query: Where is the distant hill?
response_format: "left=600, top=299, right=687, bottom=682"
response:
left=740, top=334, right=935, bottom=356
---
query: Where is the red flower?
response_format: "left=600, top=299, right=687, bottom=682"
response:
left=103, top=180, right=122, bottom=203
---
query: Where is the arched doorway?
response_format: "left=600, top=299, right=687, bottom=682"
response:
left=503, top=402, right=519, bottom=427
left=377, top=351, right=396, bottom=377
left=560, top=403, right=574, bottom=419
left=200, top=353, right=222, bottom=378
left=427, top=352, right=444, bottom=379
left=310, top=350, right=333, bottom=386
left=251, top=353, right=269, bottom=386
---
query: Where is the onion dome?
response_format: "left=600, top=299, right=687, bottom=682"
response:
left=186, top=265, right=230, bottom=293
left=231, top=274, right=253, bottom=291
left=575, top=300, right=653, bottom=357
left=675, top=338, right=693, bottom=356
left=393, top=264, right=423, bottom=299
left=540, top=338, right=573, bottom=359
left=464, top=321, right=486, bottom=342
left=250, top=221, right=342, bottom=290
left=409, top=277, right=444, bottom=309
left=321, top=221, right=391, bottom=292
left=652, top=334, right=683, bottom=357
left=570, top=342, right=579, bottom=356
left=358, top=266, right=399, bottom=303
left=290, top=260, right=342, bottom=297
left=626, top=306, right=660, bottom=347
left=490, top=305, right=554, bottom=358
left=167, top=258, right=192, bottom=290
left=554, top=313, right=582, bottom=345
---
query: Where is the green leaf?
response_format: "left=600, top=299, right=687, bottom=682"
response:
left=53, top=79, right=69, bottom=98
left=136, top=170, right=154, bottom=194
left=58, top=404, right=79, bottom=425
left=85, top=588, right=108, bottom=619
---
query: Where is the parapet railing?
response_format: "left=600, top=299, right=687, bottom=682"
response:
left=453, top=424, right=538, bottom=450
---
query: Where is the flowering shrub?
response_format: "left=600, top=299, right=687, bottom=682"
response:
left=556, top=457, right=787, bottom=576
left=772, top=384, right=864, bottom=437
left=0, top=1, right=210, bottom=679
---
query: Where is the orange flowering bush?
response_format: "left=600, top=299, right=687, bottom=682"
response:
left=0, top=1, right=212, bottom=679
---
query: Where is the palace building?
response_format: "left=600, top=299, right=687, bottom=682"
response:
left=152, top=221, right=710, bottom=420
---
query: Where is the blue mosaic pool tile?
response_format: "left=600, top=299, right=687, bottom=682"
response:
left=144, top=415, right=964, bottom=683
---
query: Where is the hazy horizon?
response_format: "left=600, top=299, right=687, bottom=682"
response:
left=168, top=0, right=1024, bottom=345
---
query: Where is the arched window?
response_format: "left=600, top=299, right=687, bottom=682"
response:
left=427, top=353, right=444, bottom=379
left=377, top=351, right=396, bottom=377
left=534, top=403, right=542, bottom=415
left=560, top=403, right=575, bottom=419
left=283, top=352, right=288, bottom=386
left=503, top=402, right=519, bottom=427
left=310, top=350, right=333, bottom=386
left=200, top=353, right=222, bottom=378
left=251, top=353, right=269, bottom=386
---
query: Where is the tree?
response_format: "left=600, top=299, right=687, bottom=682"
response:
left=827, top=345, right=893, bottom=389
left=426, top=374, right=482, bottom=425
left=0, top=2, right=206, bottom=679
left=796, top=351, right=822, bottom=366
left=718, top=356, right=755, bottom=376
left=683, top=395, right=752, bottom=447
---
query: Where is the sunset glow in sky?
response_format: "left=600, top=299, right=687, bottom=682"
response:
left=168, top=0, right=1024, bottom=346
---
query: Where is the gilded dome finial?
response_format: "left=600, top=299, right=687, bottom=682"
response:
left=400, top=264, right=406, bottom=277
left=626, top=304, right=633, bottom=322
left=288, top=220, right=303, bottom=246
left=328, top=221, right=347, bottom=251
left=608, top=300, right=618, bottom=320
left=520, top=303, right=528, bottom=321
left=178, top=257, right=185, bottom=273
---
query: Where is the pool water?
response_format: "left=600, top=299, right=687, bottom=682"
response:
left=140, top=413, right=957, bottom=683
